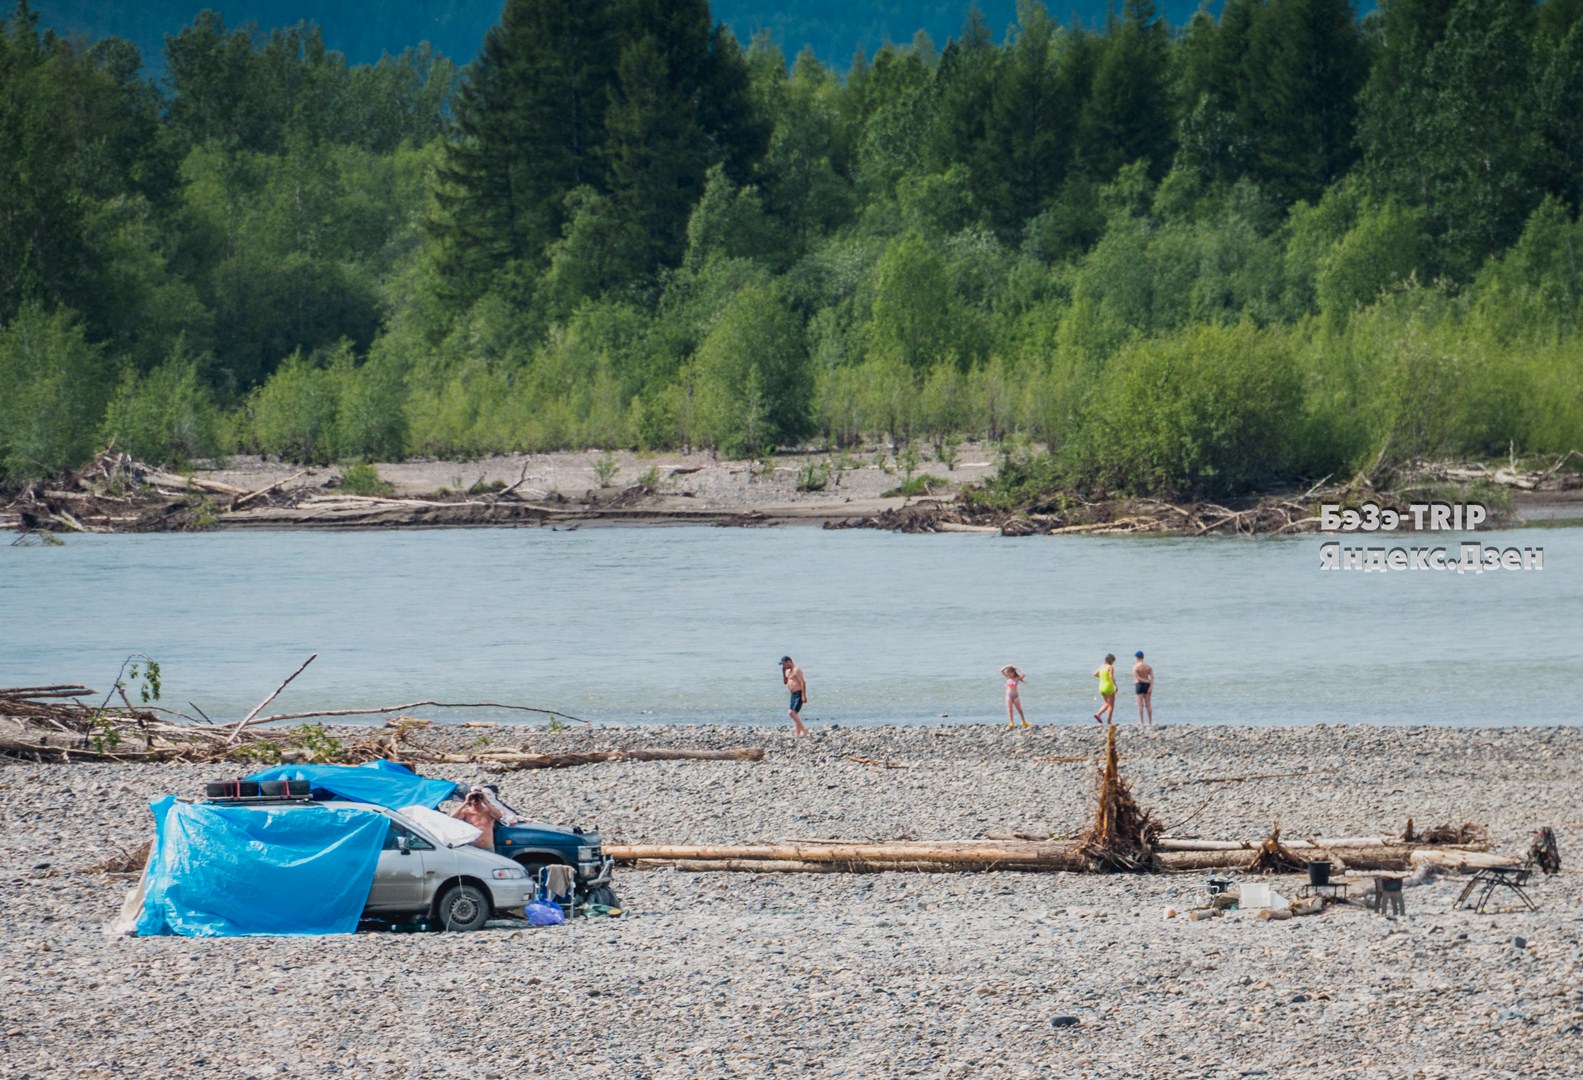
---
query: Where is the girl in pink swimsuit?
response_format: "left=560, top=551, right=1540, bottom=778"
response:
left=1001, top=665, right=1029, bottom=728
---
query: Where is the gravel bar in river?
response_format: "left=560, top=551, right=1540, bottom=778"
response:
left=3, top=723, right=1580, bottom=1078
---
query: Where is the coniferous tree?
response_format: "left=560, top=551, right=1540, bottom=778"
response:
left=926, top=8, right=997, bottom=176
left=432, top=0, right=617, bottom=309
left=1536, top=20, right=1583, bottom=211
left=975, top=5, right=1073, bottom=239
left=1242, top=0, right=1367, bottom=205
left=1077, top=0, right=1174, bottom=181
left=1415, top=0, right=1538, bottom=276
left=602, top=33, right=711, bottom=279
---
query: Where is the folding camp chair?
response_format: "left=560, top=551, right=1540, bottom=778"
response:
left=1455, top=827, right=1560, bottom=913
left=536, top=864, right=576, bottom=915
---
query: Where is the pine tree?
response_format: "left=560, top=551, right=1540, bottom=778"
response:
left=974, top=5, right=1074, bottom=238
left=1536, top=20, right=1583, bottom=211
left=1077, top=0, right=1174, bottom=182
left=431, top=0, right=617, bottom=309
left=602, top=33, right=711, bottom=278
left=1242, top=0, right=1368, bottom=205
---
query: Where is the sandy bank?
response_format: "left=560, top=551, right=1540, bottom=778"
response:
left=199, top=446, right=996, bottom=528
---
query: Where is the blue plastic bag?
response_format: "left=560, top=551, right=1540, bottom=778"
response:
left=523, top=900, right=565, bottom=926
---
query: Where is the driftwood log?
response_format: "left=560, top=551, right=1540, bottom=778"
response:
left=437, top=748, right=765, bottom=770
left=607, top=837, right=1492, bottom=875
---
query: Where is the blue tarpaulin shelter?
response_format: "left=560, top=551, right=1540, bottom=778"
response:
left=136, top=796, right=387, bottom=937
left=245, top=759, right=461, bottom=810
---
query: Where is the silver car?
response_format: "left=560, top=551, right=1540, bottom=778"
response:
left=328, top=801, right=539, bottom=931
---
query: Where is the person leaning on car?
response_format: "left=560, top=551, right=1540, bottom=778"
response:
left=451, top=787, right=505, bottom=849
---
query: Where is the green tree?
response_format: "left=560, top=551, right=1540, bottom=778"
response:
left=1315, top=199, right=1429, bottom=317
left=1241, top=0, right=1368, bottom=205
left=689, top=280, right=812, bottom=454
left=0, top=304, right=113, bottom=479
left=601, top=33, right=711, bottom=278
left=1077, top=0, right=1174, bottom=182
left=1417, top=0, right=1538, bottom=277
left=973, top=4, right=1074, bottom=239
left=432, top=0, right=617, bottom=308
left=0, top=3, right=164, bottom=330
left=1536, top=20, right=1583, bottom=212
left=100, top=339, right=222, bottom=468
left=1357, top=0, right=1458, bottom=197
left=869, top=232, right=962, bottom=369
left=1065, top=322, right=1305, bottom=498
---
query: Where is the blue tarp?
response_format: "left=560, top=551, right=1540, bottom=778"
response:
left=245, top=759, right=461, bottom=810
left=136, top=796, right=387, bottom=937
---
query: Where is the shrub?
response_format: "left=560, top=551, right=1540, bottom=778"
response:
left=340, top=461, right=393, bottom=496
left=885, top=473, right=948, bottom=497
left=100, top=342, right=222, bottom=468
left=0, top=305, right=113, bottom=480
left=247, top=351, right=340, bottom=464
left=1063, top=323, right=1305, bottom=499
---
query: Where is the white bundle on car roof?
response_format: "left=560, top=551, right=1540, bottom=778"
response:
left=401, top=804, right=480, bottom=848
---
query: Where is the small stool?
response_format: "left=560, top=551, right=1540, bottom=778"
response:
left=1371, top=876, right=1405, bottom=915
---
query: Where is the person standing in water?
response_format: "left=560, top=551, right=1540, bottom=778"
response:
left=1001, top=665, right=1029, bottom=729
left=1092, top=654, right=1117, bottom=725
left=1132, top=650, right=1154, bottom=725
left=780, top=656, right=810, bottom=736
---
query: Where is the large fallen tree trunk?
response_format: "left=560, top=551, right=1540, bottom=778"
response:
left=608, top=841, right=1088, bottom=870
left=437, top=747, right=766, bottom=769
left=613, top=841, right=1491, bottom=875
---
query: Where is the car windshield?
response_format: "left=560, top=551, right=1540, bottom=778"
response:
left=382, top=822, right=435, bottom=851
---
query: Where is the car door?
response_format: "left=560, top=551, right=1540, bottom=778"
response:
left=366, top=821, right=434, bottom=914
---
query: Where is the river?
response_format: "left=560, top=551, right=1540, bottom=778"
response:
left=3, top=525, right=1578, bottom=728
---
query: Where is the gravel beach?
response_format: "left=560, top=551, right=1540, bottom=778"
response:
left=4, top=723, right=1581, bottom=1078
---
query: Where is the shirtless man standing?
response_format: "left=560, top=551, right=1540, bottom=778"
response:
left=1132, top=651, right=1155, bottom=726
left=451, top=787, right=505, bottom=849
left=780, top=656, right=810, bottom=736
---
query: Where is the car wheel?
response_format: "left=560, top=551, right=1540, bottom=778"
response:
left=436, top=883, right=490, bottom=932
left=586, top=885, right=620, bottom=909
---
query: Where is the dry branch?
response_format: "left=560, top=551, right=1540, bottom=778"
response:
left=1165, top=771, right=1337, bottom=787
left=609, top=841, right=1088, bottom=872
left=226, top=653, right=318, bottom=743
left=243, top=700, right=588, bottom=726
left=230, top=468, right=309, bottom=510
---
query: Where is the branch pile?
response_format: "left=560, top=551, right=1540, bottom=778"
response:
left=0, top=681, right=762, bottom=773
left=825, top=495, right=1324, bottom=537
left=0, top=449, right=593, bottom=535
left=1077, top=725, right=1161, bottom=871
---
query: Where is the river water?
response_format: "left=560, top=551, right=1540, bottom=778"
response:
left=3, top=526, right=1578, bottom=728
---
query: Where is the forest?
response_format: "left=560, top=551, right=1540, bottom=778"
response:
left=3, top=0, right=1583, bottom=499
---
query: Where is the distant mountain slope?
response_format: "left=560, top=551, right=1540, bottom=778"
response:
left=33, top=0, right=1216, bottom=72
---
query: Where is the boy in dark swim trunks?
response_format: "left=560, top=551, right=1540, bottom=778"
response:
left=1132, top=651, right=1154, bottom=726
left=780, top=656, right=810, bottom=736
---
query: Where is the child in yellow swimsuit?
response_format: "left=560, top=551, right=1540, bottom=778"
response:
left=1001, top=665, right=1029, bottom=728
left=1092, top=653, right=1117, bottom=725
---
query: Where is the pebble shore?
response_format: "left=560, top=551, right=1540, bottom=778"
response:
left=3, top=723, right=1581, bottom=1078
